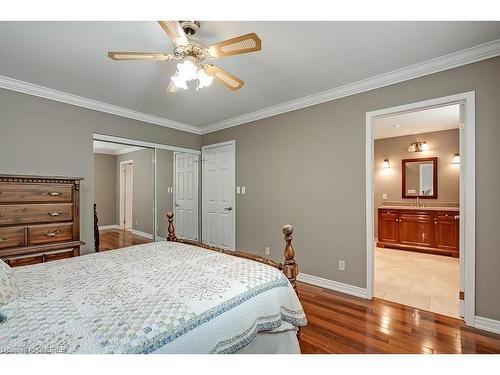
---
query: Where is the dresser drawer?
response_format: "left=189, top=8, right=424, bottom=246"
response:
left=0, top=227, right=25, bottom=249
left=0, top=183, right=73, bottom=203
left=0, top=203, right=73, bottom=225
left=28, top=223, right=73, bottom=245
left=44, top=249, right=75, bottom=262
left=5, top=254, right=44, bottom=267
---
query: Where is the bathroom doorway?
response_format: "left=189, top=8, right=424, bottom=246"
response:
left=365, top=92, right=476, bottom=325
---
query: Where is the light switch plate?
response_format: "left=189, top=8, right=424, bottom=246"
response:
left=382, top=193, right=387, bottom=200
left=236, top=186, right=241, bottom=194
left=338, top=260, right=346, bottom=271
left=241, top=186, right=246, bottom=194
left=265, top=247, right=270, bottom=256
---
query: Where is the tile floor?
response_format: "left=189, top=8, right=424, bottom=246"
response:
left=374, top=246, right=460, bottom=318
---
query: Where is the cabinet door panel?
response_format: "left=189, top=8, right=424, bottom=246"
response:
left=399, top=211, right=433, bottom=247
left=378, top=209, right=399, bottom=244
left=433, top=211, right=459, bottom=254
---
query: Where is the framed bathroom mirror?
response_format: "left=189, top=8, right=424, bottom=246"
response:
left=402, top=157, right=438, bottom=199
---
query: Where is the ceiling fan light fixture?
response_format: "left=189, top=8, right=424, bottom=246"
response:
left=171, top=73, right=188, bottom=90
left=109, top=21, right=262, bottom=93
left=197, top=68, right=213, bottom=89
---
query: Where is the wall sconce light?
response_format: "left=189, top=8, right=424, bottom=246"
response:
left=452, top=153, right=460, bottom=164
left=382, top=159, right=390, bottom=168
left=408, top=141, right=429, bottom=152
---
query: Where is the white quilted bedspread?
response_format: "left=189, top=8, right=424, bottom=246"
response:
left=0, top=241, right=306, bottom=353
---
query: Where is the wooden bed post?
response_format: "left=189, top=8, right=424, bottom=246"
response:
left=166, top=211, right=177, bottom=241
left=282, top=225, right=298, bottom=295
left=282, top=224, right=301, bottom=340
left=94, top=203, right=100, bottom=252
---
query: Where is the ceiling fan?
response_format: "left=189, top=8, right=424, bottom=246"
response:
left=108, top=21, right=262, bottom=93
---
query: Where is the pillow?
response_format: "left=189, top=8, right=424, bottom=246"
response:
left=0, top=258, right=18, bottom=308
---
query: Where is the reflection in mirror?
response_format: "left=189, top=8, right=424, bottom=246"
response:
left=402, top=157, right=438, bottom=199
left=172, top=152, right=199, bottom=241
left=156, top=149, right=174, bottom=241
left=156, top=150, right=199, bottom=241
left=93, top=140, right=154, bottom=250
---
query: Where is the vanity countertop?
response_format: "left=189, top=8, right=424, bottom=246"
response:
left=379, top=205, right=459, bottom=212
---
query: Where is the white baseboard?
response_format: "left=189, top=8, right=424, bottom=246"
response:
left=297, top=273, right=369, bottom=299
left=98, top=224, right=120, bottom=230
left=474, top=316, right=500, bottom=334
left=131, top=229, right=154, bottom=240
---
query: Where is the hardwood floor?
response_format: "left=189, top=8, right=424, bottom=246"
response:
left=94, top=235, right=500, bottom=354
left=297, top=282, right=500, bottom=354
left=99, top=229, right=152, bottom=251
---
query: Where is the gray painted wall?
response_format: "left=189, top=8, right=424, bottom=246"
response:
left=116, top=148, right=154, bottom=235
left=374, top=129, right=460, bottom=233
left=0, top=88, right=201, bottom=255
left=1, top=57, right=499, bottom=320
left=202, top=57, right=500, bottom=320
left=93, top=153, right=117, bottom=226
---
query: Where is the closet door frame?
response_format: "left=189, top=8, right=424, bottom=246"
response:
left=93, top=133, right=201, bottom=243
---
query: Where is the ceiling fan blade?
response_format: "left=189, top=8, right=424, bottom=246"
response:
left=208, top=33, right=262, bottom=59
left=108, top=52, right=173, bottom=61
left=205, top=65, right=244, bottom=91
left=166, top=79, right=178, bottom=94
left=158, top=21, right=189, bottom=47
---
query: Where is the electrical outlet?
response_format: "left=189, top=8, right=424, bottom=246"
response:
left=382, top=193, right=387, bottom=200
left=265, top=247, right=271, bottom=256
left=338, top=260, right=346, bottom=271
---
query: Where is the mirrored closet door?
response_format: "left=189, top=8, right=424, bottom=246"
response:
left=93, top=140, right=155, bottom=251
left=93, top=134, right=200, bottom=252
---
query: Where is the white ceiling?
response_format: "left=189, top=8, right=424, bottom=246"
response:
left=373, top=104, right=460, bottom=139
left=93, top=140, right=144, bottom=155
left=1, top=21, right=499, bottom=130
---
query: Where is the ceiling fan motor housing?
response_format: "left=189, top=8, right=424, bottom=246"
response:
left=180, top=21, right=200, bottom=36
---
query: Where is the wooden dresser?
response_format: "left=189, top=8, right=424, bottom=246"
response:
left=0, top=175, right=84, bottom=266
left=377, top=207, right=459, bottom=257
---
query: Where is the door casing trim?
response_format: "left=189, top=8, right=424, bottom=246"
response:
left=365, top=91, right=475, bottom=326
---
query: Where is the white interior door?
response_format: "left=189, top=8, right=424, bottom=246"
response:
left=174, top=152, right=199, bottom=240
left=202, top=141, right=235, bottom=250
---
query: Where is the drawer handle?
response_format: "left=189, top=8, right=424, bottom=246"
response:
left=0, top=213, right=3, bottom=217
left=48, top=211, right=63, bottom=217
left=48, top=191, right=62, bottom=197
left=43, top=230, right=61, bottom=238
left=0, top=236, right=8, bottom=243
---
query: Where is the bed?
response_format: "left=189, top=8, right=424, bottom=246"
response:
left=0, top=212, right=306, bottom=354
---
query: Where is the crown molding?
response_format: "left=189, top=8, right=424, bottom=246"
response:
left=200, top=38, right=500, bottom=134
left=93, top=145, right=143, bottom=155
left=1, top=39, right=499, bottom=136
left=0, top=75, right=202, bottom=135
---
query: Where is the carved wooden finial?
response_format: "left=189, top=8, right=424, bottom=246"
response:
left=282, top=224, right=298, bottom=290
left=167, top=211, right=177, bottom=241
left=283, top=224, right=295, bottom=261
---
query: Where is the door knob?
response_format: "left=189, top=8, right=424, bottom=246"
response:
left=224, top=207, right=233, bottom=211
